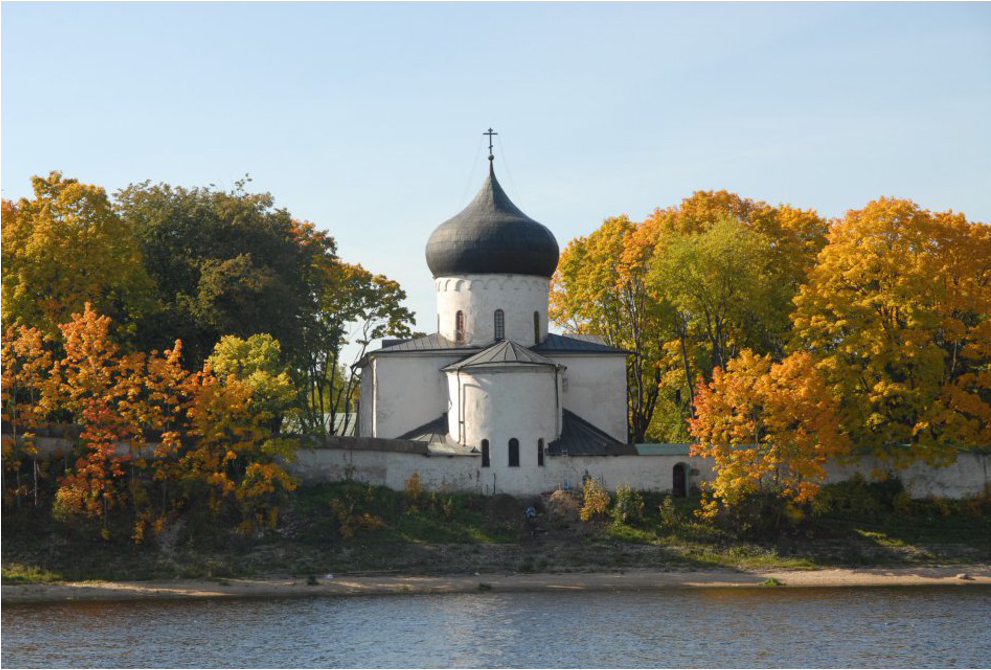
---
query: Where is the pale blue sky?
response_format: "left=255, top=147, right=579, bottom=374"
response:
left=3, top=2, right=990, bottom=344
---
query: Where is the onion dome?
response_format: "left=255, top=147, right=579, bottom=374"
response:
left=425, top=164, right=560, bottom=278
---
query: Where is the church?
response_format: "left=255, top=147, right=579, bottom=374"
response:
left=294, top=136, right=988, bottom=500
left=355, top=142, right=634, bottom=491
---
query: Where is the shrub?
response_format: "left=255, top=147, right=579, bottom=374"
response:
left=580, top=477, right=610, bottom=522
left=811, top=474, right=907, bottom=520
left=612, top=484, right=645, bottom=525
left=702, top=492, right=802, bottom=538
left=547, top=488, right=580, bottom=525
left=657, top=496, right=682, bottom=529
left=892, top=491, right=914, bottom=516
left=403, top=472, right=422, bottom=514
left=328, top=481, right=385, bottom=538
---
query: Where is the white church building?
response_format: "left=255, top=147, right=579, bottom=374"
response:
left=354, top=152, right=636, bottom=493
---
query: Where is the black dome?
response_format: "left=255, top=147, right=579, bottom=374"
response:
left=425, top=166, right=559, bottom=278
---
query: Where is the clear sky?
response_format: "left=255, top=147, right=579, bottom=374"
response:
left=3, top=2, right=990, bottom=349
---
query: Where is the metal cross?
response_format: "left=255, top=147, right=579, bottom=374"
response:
left=484, top=128, right=498, bottom=162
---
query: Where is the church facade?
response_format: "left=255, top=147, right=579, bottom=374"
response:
left=355, top=158, right=632, bottom=492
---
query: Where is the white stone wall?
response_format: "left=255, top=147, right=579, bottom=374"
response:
left=360, top=354, right=464, bottom=439
left=548, top=353, right=628, bottom=441
left=290, top=443, right=991, bottom=500
left=291, top=447, right=703, bottom=496
left=435, top=274, right=549, bottom=347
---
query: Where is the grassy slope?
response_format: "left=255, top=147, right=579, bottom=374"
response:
left=3, top=481, right=989, bottom=584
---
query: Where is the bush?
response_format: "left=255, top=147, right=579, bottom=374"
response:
left=328, top=481, right=385, bottom=538
left=580, top=478, right=610, bottom=522
left=811, top=474, right=905, bottom=520
left=546, top=488, right=580, bottom=525
left=403, top=472, right=422, bottom=514
left=657, top=496, right=682, bottom=529
left=612, top=484, right=645, bottom=525
left=703, top=492, right=803, bottom=538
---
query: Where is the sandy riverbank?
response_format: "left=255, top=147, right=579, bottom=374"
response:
left=4, top=566, right=989, bottom=604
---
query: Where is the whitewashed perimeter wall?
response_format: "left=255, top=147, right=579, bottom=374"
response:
left=14, top=435, right=988, bottom=500
left=435, top=274, right=548, bottom=346
left=290, top=445, right=991, bottom=499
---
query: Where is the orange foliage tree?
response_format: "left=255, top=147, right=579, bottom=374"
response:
left=791, top=198, right=991, bottom=466
left=1, top=326, right=56, bottom=506
left=689, top=350, right=851, bottom=520
left=49, top=304, right=188, bottom=539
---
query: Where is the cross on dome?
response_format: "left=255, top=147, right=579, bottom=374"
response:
left=484, top=128, right=498, bottom=163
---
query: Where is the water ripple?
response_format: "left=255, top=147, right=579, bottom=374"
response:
left=2, top=587, right=990, bottom=668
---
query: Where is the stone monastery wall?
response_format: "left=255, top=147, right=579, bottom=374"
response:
left=290, top=437, right=990, bottom=500
left=12, top=433, right=988, bottom=500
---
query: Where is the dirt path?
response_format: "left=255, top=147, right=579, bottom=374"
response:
left=4, top=565, right=989, bottom=604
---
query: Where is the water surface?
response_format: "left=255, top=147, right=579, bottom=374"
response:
left=3, top=587, right=989, bottom=668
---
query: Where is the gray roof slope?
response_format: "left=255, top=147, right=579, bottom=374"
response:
left=532, top=333, right=628, bottom=355
left=378, top=332, right=478, bottom=353
left=548, top=410, right=636, bottom=456
left=358, top=332, right=626, bottom=368
left=442, top=340, right=559, bottom=371
left=396, top=414, right=450, bottom=443
left=425, top=165, right=559, bottom=278
left=399, top=409, right=634, bottom=457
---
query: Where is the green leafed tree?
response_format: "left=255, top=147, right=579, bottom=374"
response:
left=115, top=177, right=321, bottom=369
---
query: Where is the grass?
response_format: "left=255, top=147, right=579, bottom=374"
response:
left=1, top=563, right=65, bottom=584
left=3, top=480, right=989, bottom=584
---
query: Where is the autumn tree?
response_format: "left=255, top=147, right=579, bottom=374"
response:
left=791, top=198, right=991, bottom=466
left=649, top=217, right=792, bottom=387
left=639, top=190, right=828, bottom=290
left=689, top=350, right=851, bottom=524
left=47, top=305, right=188, bottom=539
left=551, top=193, right=829, bottom=442
left=550, top=216, right=667, bottom=441
left=1, top=326, right=55, bottom=507
left=183, top=335, right=299, bottom=532
left=1, top=173, right=154, bottom=338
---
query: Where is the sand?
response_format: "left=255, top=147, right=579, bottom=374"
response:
left=3, top=566, right=989, bottom=604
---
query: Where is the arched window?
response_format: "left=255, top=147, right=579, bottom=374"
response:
left=494, top=309, right=505, bottom=341
left=533, top=311, right=540, bottom=344
left=508, top=438, right=519, bottom=467
left=537, top=438, right=544, bottom=467
left=455, top=310, right=465, bottom=344
left=481, top=439, right=490, bottom=468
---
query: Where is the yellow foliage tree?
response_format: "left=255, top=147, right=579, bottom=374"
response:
left=550, top=216, right=667, bottom=441
left=791, top=198, right=991, bottom=465
left=689, top=350, right=851, bottom=519
left=551, top=192, right=829, bottom=442
left=1, top=173, right=153, bottom=338
left=183, top=335, right=298, bottom=532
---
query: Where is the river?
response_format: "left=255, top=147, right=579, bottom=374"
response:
left=3, top=587, right=989, bottom=668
